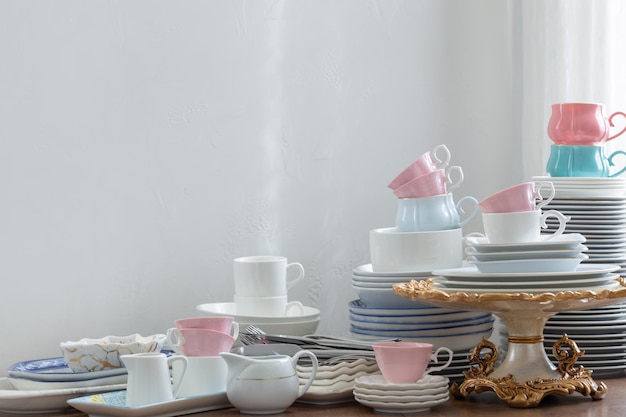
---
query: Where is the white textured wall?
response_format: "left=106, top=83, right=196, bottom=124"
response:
left=0, top=0, right=518, bottom=371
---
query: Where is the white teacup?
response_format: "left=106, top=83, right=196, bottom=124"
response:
left=482, top=209, right=570, bottom=244
left=172, top=355, right=228, bottom=398
left=369, top=227, right=463, bottom=272
left=234, top=256, right=304, bottom=297
left=234, top=295, right=305, bottom=317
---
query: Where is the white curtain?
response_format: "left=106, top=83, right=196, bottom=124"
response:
left=519, top=0, right=626, bottom=179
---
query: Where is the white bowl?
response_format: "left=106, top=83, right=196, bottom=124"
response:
left=196, top=302, right=320, bottom=323
left=60, top=334, right=166, bottom=373
left=369, top=227, right=463, bottom=272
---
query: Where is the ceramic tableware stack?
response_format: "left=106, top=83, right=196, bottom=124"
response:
left=295, top=358, right=380, bottom=405
left=521, top=103, right=626, bottom=377
left=347, top=145, right=494, bottom=381
left=352, top=342, right=451, bottom=413
left=196, top=255, right=321, bottom=336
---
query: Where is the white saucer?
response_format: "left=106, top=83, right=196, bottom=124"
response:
left=354, top=395, right=448, bottom=414
left=353, top=264, right=434, bottom=278
left=464, top=233, right=586, bottom=251
left=195, top=302, right=320, bottom=322
left=354, top=374, right=449, bottom=390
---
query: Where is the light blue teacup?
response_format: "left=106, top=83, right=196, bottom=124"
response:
left=396, top=194, right=479, bottom=232
left=546, top=144, right=626, bottom=177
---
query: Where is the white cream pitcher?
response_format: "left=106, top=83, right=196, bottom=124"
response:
left=121, top=352, right=188, bottom=406
left=220, top=351, right=317, bottom=414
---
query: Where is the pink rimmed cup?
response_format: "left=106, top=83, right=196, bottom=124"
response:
left=479, top=181, right=555, bottom=214
left=166, top=328, right=236, bottom=357
left=393, top=166, right=464, bottom=199
left=173, top=317, right=239, bottom=339
left=372, top=342, right=453, bottom=383
left=388, top=144, right=451, bottom=190
left=548, top=102, right=626, bottom=145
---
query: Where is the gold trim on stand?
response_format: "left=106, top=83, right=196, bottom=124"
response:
left=391, top=278, right=626, bottom=408
left=508, top=335, right=544, bottom=344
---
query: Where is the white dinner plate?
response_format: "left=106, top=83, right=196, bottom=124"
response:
left=465, top=246, right=587, bottom=261
left=432, top=264, right=619, bottom=280
left=440, top=275, right=616, bottom=289
left=0, top=378, right=125, bottom=414
left=433, top=280, right=619, bottom=294
left=468, top=255, right=587, bottom=274
left=352, top=264, right=434, bottom=278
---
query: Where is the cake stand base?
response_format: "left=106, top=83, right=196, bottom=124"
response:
left=450, top=336, right=607, bottom=408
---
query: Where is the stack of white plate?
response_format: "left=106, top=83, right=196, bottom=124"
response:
left=351, top=264, right=431, bottom=308
left=464, top=233, right=588, bottom=274
left=195, top=302, right=320, bottom=336
left=532, top=176, right=626, bottom=199
left=353, top=374, right=449, bottom=414
left=497, top=301, right=626, bottom=378
left=543, top=302, right=626, bottom=378
left=432, top=264, right=620, bottom=293
left=296, top=358, right=380, bottom=405
left=536, top=193, right=626, bottom=275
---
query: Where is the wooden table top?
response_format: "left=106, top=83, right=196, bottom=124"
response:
left=9, top=375, right=626, bottom=417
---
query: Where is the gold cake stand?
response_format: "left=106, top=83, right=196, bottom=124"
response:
left=393, top=278, right=626, bottom=408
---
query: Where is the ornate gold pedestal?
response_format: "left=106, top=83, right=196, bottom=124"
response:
left=393, top=278, right=626, bottom=408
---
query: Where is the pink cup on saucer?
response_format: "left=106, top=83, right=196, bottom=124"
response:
left=479, top=181, right=555, bottom=214
left=166, top=328, right=236, bottom=356
left=174, top=316, right=239, bottom=339
left=372, top=342, right=453, bottom=383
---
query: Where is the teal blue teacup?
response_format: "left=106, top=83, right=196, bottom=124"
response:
left=546, top=144, right=626, bottom=177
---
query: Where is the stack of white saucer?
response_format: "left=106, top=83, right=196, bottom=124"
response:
left=295, top=358, right=380, bottom=405
left=353, top=374, right=449, bottom=414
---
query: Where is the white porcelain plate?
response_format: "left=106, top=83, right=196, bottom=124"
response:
left=432, top=264, right=619, bottom=280
left=195, top=302, right=320, bottom=322
left=469, top=255, right=587, bottom=274
left=0, top=378, right=125, bottom=414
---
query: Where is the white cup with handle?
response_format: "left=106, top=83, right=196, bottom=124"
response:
left=233, top=256, right=305, bottom=297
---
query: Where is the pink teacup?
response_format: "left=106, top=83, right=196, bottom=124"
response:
left=479, top=181, right=555, bottom=214
left=173, top=317, right=239, bottom=339
left=393, top=166, right=463, bottom=199
left=548, top=102, right=626, bottom=145
left=166, top=328, right=236, bottom=357
left=387, top=144, right=451, bottom=190
left=372, top=342, right=453, bottom=383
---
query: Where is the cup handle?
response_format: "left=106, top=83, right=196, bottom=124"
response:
left=431, top=144, right=451, bottom=169
left=293, top=350, right=318, bottom=398
left=607, top=150, right=626, bottom=177
left=166, top=328, right=184, bottom=352
left=168, top=355, right=188, bottom=399
left=425, top=347, right=454, bottom=375
left=540, top=209, right=570, bottom=240
left=445, top=166, right=464, bottom=193
left=455, top=196, right=479, bottom=227
left=535, top=181, right=556, bottom=210
left=286, top=301, right=304, bottom=316
left=286, top=262, right=305, bottom=290
left=608, top=111, right=626, bottom=141
left=230, top=321, right=240, bottom=339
